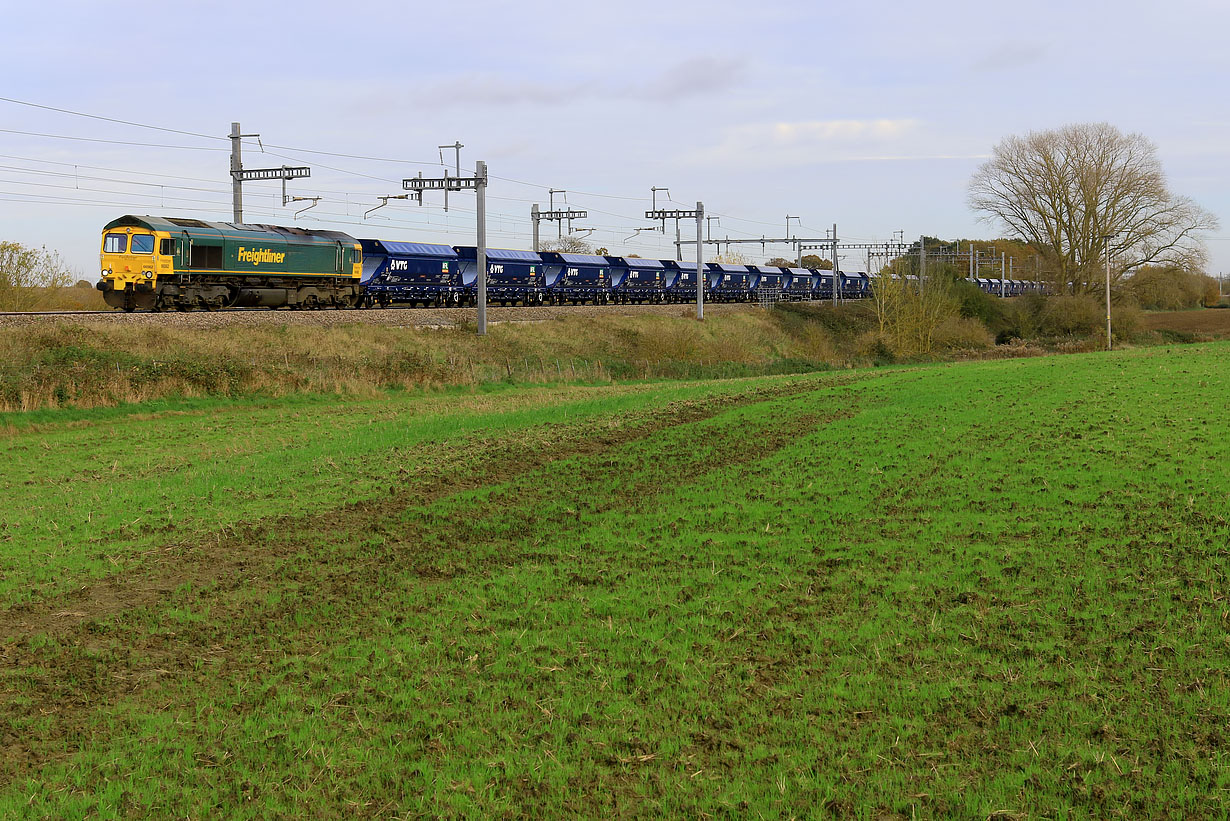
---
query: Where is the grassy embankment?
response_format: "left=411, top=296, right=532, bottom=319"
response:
left=7, top=303, right=1230, bottom=413
left=1, top=343, right=1227, bottom=816
left=0, top=308, right=848, bottom=412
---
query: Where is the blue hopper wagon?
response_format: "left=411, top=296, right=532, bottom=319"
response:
left=611, top=256, right=673, bottom=303
left=455, top=246, right=547, bottom=306
left=844, top=272, right=871, bottom=299
left=663, top=260, right=708, bottom=303
left=541, top=252, right=615, bottom=304
left=785, top=268, right=816, bottom=300
left=708, top=263, right=753, bottom=303
left=814, top=270, right=839, bottom=300
left=359, top=240, right=463, bottom=308
left=750, top=265, right=788, bottom=299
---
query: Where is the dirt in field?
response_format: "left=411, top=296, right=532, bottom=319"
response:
left=1141, top=308, right=1230, bottom=337
left=1, top=381, right=810, bottom=641
left=0, top=378, right=838, bottom=780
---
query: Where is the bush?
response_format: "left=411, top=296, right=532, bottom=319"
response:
left=0, top=242, right=74, bottom=311
left=870, top=274, right=960, bottom=356
left=789, top=323, right=837, bottom=363
left=1038, top=294, right=1105, bottom=336
left=996, top=292, right=1142, bottom=344
left=952, top=280, right=1008, bottom=327
left=772, top=301, right=877, bottom=338
left=1111, top=301, right=1142, bottom=339
left=933, top=316, right=995, bottom=350
left=1123, top=266, right=1219, bottom=310
left=853, top=331, right=896, bottom=365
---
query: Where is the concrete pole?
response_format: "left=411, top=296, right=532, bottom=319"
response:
left=230, top=122, right=242, bottom=223
left=676, top=220, right=682, bottom=262
left=531, top=204, right=540, bottom=252
left=832, top=223, right=839, bottom=305
left=1105, top=238, right=1112, bottom=351
left=696, top=202, right=705, bottom=321
left=477, top=160, right=487, bottom=336
left=1000, top=252, right=1006, bottom=298
left=919, top=236, right=926, bottom=296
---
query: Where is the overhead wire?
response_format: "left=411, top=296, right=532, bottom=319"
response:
left=0, top=128, right=225, bottom=151
left=0, top=96, right=225, bottom=141
left=0, top=167, right=655, bottom=245
left=0, top=168, right=668, bottom=251
left=0, top=94, right=855, bottom=256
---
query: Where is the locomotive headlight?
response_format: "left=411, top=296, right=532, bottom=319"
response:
left=143, top=271, right=153, bottom=279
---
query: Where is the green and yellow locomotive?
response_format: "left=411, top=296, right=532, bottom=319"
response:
left=97, top=216, right=363, bottom=311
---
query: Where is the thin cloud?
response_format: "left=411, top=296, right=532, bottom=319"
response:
left=970, top=42, right=1048, bottom=72
left=635, top=56, right=746, bottom=102
left=413, top=57, right=747, bottom=111
left=693, top=118, right=917, bottom=165
left=688, top=119, right=993, bottom=168
left=769, top=120, right=919, bottom=142
left=417, top=74, right=581, bottom=108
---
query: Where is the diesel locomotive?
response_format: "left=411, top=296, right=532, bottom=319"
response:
left=97, top=215, right=364, bottom=311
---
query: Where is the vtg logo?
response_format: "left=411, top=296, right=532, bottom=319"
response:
left=489, top=264, right=504, bottom=274
left=388, top=259, right=410, bottom=272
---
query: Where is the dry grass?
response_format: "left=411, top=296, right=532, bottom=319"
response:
left=0, top=311, right=851, bottom=412
left=48, top=283, right=108, bottom=310
left=933, top=315, right=995, bottom=350
left=6, top=302, right=1215, bottom=413
left=0, top=283, right=107, bottom=312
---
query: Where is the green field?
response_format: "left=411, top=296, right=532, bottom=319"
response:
left=2, top=343, right=1227, bottom=817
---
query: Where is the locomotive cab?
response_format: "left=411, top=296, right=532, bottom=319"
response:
left=98, top=222, right=176, bottom=310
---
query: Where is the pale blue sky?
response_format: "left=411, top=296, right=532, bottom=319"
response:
left=3, top=0, right=1228, bottom=278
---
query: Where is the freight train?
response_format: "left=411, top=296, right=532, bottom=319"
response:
left=96, top=215, right=1040, bottom=311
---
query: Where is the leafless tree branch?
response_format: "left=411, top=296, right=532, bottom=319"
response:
left=968, top=123, right=1218, bottom=294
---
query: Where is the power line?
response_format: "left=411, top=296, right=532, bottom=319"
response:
left=0, top=94, right=870, bottom=253
left=251, top=142, right=457, bottom=168
left=0, top=154, right=787, bottom=252
left=0, top=98, right=785, bottom=237
left=0, top=164, right=230, bottom=195
left=0, top=153, right=227, bottom=185
left=0, top=96, right=224, bottom=142
left=0, top=128, right=225, bottom=151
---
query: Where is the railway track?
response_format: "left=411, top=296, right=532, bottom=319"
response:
left=0, top=310, right=119, bottom=317
left=0, top=301, right=774, bottom=328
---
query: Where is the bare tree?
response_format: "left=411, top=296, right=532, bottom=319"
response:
left=968, top=123, right=1218, bottom=294
left=872, top=260, right=957, bottom=355
left=538, top=235, right=594, bottom=254
left=713, top=250, right=750, bottom=265
left=0, top=241, right=73, bottom=310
